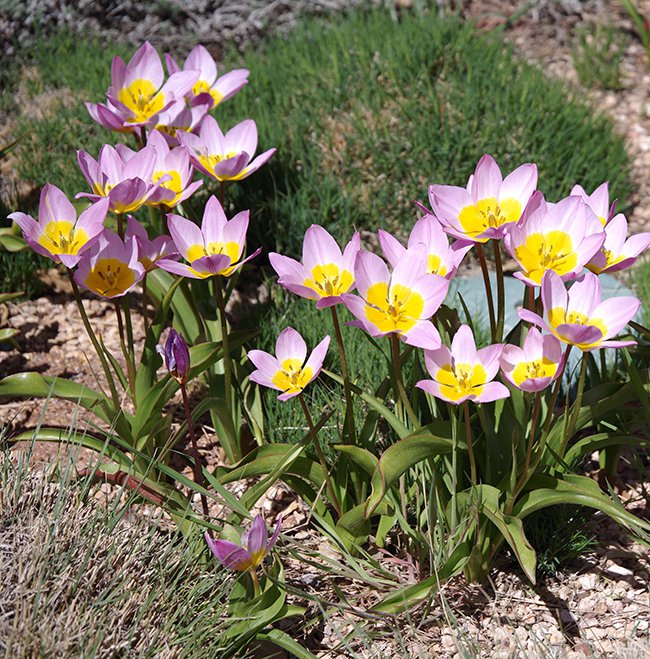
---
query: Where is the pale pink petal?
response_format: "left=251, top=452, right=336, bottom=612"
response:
left=402, top=321, right=442, bottom=350
left=213, top=69, right=250, bottom=103
left=245, top=514, right=267, bottom=556
left=225, top=119, right=258, bottom=158
left=498, top=163, right=537, bottom=208
left=378, top=229, right=405, bottom=267
left=556, top=323, right=603, bottom=347
left=541, top=271, right=568, bottom=318
left=302, top=225, right=343, bottom=270
left=275, top=327, right=307, bottom=365
left=303, top=335, right=331, bottom=383
left=125, top=42, right=164, bottom=89
left=236, top=148, right=276, bottom=178
left=342, top=231, right=361, bottom=271
left=354, top=250, right=390, bottom=299
left=590, top=297, right=641, bottom=339
left=566, top=272, right=601, bottom=317
left=201, top=195, right=228, bottom=243
left=206, top=536, right=252, bottom=571
left=247, top=349, right=281, bottom=380
left=185, top=45, right=217, bottom=84
left=167, top=214, right=204, bottom=257
left=474, top=381, right=510, bottom=403
left=476, top=344, right=503, bottom=381
left=39, top=184, right=75, bottom=227
left=450, top=325, right=477, bottom=363
left=469, top=154, right=502, bottom=202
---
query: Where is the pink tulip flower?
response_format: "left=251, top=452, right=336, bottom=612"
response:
left=165, top=45, right=249, bottom=109
left=178, top=115, right=276, bottom=182
left=342, top=245, right=448, bottom=349
left=378, top=214, right=472, bottom=279
left=74, top=229, right=145, bottom=298
left=417, top=324, right=509, bottom=404
left=143, top=130, right=203, bottom=208
left=248, top=327, right=330, bottom=401
left=9, top=184, right=108, bottom=268
left=77, top=144, right=162, bottom=214
left=504, top=193, right=605, bottom=287
left=586, top=213, right=650, bottom=275
left=152, top=99, right=210, bottom=146
left=500, top=327, right=564, bottom=392
left=571, top=182, right=616, bottom=226
left=205, top=514, right=281, bottom=572
left=519, top=270, right=640, bottom=351
left=157, top=196, right=260, bottom=279
left=429, top=154, right=537, bottom=243
left=269, top=225, right=360, bottom=309
left=124, top=216, right=177, bottom=272
left=86, top=42, right=198, bottom=132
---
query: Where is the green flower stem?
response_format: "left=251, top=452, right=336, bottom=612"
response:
left=214, top=277, right=233, bottom=415
left=298, top=393, right=342, bottom=517
left=219, top=180, right=226, bottom=207
left=117, top=213, right=124, bottom=239
left=463, top=400, right=477, bottom=484
left=390, top=333, right=419, bottom=428
left=67, top=269, right=120, bottom=407
left=330, top=306, right=356, bottom=444
left=476, top=243, right=496, bottom=341
left=541, top=344, right=572, bottom=440
left=492, top=239, right=505, bottom=343
left=113, top=301, right=135, bottom=393
left=509, top=390, right=542, bottom=509
left=123, top=298, right=137, bottom=398
left=450, top=403, right=459, bottom=533
left=559, top=352, right=588, bottom=461
left=142, top=273, right=149, bottom=336
left=249, top=568, right=261, bottom=598
left=180, top=381, right=211, bottom=523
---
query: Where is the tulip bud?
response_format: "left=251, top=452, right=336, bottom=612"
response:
left=157, top=329, right=190, bottom=384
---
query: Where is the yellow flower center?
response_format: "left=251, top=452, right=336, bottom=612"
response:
left=547, top=307, right=608, bottom=349
left=117, top=79, right=165, bottom=123
left=512, top=357, right=557, bottom=386
left=150, top=169, right=183, bottom=206
left=427, top=254, right=447, bottom=276
left=514, top=230, right=578, bottom=284
left=271, top=357, right=314, bottom=394
left=303, top=263, right=354, bottom=298
left=37, top=220, right=89, bottom=255
left=84, top=258, right=136, bottom=297
left=186, top=240, right=241, bottom=278
left=192, top=79, right=224, bottom=106
left=198, top=151, right=245, bottom=181
left=458, top=197, right=522, bottom=241
left=364, top=282, right=424, bottom=334
left=436, top=362, right=487, bottom=401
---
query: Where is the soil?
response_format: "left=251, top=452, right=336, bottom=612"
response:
left=2, top=2, right=650, bottom=657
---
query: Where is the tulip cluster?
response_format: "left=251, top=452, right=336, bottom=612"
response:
left=259, top=153, right=647, bottom=411
left=10, top=42, right=272, bottom=301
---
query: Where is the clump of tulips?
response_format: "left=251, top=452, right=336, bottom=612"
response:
left=4, top=40, right=650, bottom=630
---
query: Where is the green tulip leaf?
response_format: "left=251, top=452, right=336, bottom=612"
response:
left=364, top=428, right=453, bottom=518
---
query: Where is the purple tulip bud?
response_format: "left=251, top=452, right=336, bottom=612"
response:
left=157, top=329, right=190, bottom=384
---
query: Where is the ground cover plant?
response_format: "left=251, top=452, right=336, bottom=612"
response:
left=2, top=7, right=650, bottom=656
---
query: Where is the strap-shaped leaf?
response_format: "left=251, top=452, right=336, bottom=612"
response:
left=334, top=444, right=378, bottom=476
left=364, top=428, right=453, bottom=518
left=472, top=484, right=537, bottom=583
left=216, top=444, right=326, bottom=489
left=513, top=473, right=650, bottom=533
left=7, top=427, right=134, bottom=470
left=0, top=372, right=133, bottom=441
left=564, top=432, right=648, bottom=466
